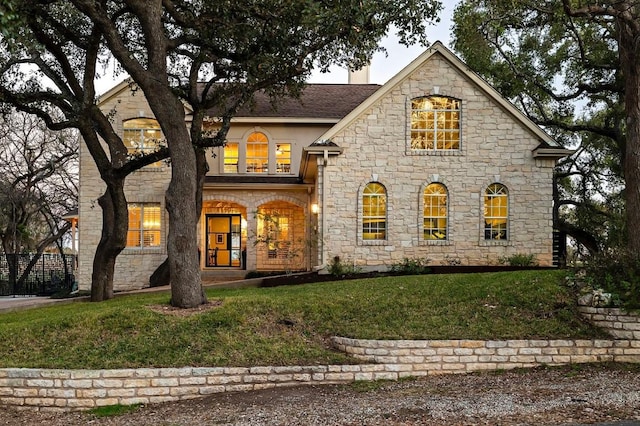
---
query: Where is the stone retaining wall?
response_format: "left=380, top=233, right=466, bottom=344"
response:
left=2, top=337, right=640, bottom=411
left=578, top=306, right=640, bottom=339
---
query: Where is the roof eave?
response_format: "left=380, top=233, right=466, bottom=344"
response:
left=532, top=146, right=575, bottom=160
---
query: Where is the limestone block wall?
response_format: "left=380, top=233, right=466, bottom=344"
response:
left=331, top=337, right=640, bottom=370
left=322, top=54, right=556, bottom=268
left=578, top=306, right=640, bottom=339
left=1, top=338, right=638, bottom=411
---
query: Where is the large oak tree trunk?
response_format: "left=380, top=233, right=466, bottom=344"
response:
left=91, top=179, right=127, bottom=301
left=149, top=92, right=206, bottom=308
left=149, top=148, right=209, bottom=289
left=618, top=10, right=640, bottom=254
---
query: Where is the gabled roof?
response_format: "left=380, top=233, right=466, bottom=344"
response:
left=315, top=41, right=563, bottom=148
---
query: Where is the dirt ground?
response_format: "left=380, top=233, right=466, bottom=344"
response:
left=1, top=364, right=639, bottom=425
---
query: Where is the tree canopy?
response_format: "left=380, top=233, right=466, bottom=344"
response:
left=0, top=0, right=443, bottom=307
left=452, top=0, right=636, bottom=255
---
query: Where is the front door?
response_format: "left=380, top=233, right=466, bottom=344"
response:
left=206, top=214, right=242, bottom=268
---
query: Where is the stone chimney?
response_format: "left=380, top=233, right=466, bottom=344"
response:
left=348, top=65, right=370, bottom=84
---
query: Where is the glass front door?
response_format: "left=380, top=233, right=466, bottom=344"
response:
left=206, top=214, right=242, bottom=267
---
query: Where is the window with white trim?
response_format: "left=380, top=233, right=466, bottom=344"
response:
left=484, top=183, right=508, bottom=240
left=127, top=203, right=162, bottom=248
left=362, top=183, right=387, bottom=240
left=223, top=142, right=239, bottom=173
left=411, top=96, right=460, bottom=151
left=123, top=118, right=163, bottom=166
left=246, top=132, right=268, bottom=173
left=275, top=143, right=291, bottom=173
left=424, top=183, right=448, bottom=240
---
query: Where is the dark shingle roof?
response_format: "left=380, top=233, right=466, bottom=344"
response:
left=205, top=84, right=380, bottom=120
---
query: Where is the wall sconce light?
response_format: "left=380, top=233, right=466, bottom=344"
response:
left=433, top=86, right=440, bottom=94
left=311, top=203, right=319, bottom=214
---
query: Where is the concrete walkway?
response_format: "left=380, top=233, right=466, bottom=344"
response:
left=0, top=295, right=88, bottom=313
left=0, top=277, right=258, bottom=314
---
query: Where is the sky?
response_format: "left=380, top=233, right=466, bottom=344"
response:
left=95, top=1, right=457, bottom=94
left=308, top=1, right=456, bottom=85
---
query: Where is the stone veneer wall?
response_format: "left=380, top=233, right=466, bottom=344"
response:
left=1, top=337, right=639, bottom=411
left=321, top=53, right=557, bottom=268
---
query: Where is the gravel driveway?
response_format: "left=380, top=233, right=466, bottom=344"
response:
left=2, top=364, right=639, bottom=425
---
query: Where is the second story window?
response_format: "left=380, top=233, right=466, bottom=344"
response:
left=411, top=96, right=460, bottom=151
left=224, top=142, right=239, bottom=173
left=276, top=143, right=291, bottom=174
left=246, top=131, right=268, bottom=173
left=123, top=118, right=163, bottom=166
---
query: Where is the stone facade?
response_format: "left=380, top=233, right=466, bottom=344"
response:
left=318, top=54, right=557, bottom=269
left=78, top=43, right=566, bottom=292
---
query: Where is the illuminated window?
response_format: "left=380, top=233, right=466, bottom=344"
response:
left=362, top=183, right=387, bottom=240
left=484, top=183, right=508, bottom=240
left=127, top=203, right=161, bottom=248
left=224, top=142, right=239, bottom=173
left=246, top=132, right=268, bottom=173
left=275, top=143, right=291, bottom=174
left=411, top=96, right=460, bottom=151
left=123, top=118, right=163, bottom=166
left=424, top=183, right=448, bottom=240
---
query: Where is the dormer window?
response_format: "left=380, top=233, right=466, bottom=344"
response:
left=411, top=96, right=460, bottom=151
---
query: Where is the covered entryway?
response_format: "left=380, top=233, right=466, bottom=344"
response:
left=205, top=214, right=243, bottom=268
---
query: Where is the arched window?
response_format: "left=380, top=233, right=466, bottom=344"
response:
left=484, top=183, right=508, bottom=240
left=424, top=183, right=448, bottom=240
left=246, top=131, right=268, bottom=173
left=362, top=183, right=387, bottom=240
left=411, top=96, right=460, bottom=151
left=123, top=118, right=162, bottom=154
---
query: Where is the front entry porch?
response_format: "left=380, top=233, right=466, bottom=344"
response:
left=200, top=197, right=310, bottom=276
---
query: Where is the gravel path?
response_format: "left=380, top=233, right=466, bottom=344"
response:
left=2, top=364, right=639, bottom=425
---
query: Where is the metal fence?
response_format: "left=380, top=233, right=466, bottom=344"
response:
left=0, top=253, right=76, bottom=297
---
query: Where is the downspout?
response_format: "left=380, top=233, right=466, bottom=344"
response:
left=320, top=149, right=328, bottom=267
left=312, top=149, right=329, bottom=271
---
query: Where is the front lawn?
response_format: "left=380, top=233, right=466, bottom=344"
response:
left=0, top=270, right=604, bottom=369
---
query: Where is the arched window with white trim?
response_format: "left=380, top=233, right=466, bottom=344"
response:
left=484, top=183, right=508, bottom=240
left=362, top=182, right=387, bottom=241
left=424, top=183, right=448, bottom=240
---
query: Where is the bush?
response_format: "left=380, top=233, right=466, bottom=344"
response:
left=327, top=256, right=362, bottom=276
left=389, top=257, right=431, bottom=275
left=582, top=249, right=640, bottom=309
left=498, top=253, right=538, bottom=267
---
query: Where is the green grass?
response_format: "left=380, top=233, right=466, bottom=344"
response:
left=87, top=404, right=143, bottom=417
left=0, top=270, right=605, bottom=369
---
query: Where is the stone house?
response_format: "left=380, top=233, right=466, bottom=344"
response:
left=77, top=42, right=570, bottom=292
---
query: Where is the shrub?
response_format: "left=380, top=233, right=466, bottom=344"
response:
left=389, top=257, right=431, bottom=275
left=582, top=248, right=640, bottom=309
left=327, top=255, right=362, bottom=276
left=498, top=253, right=538, bottom=267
